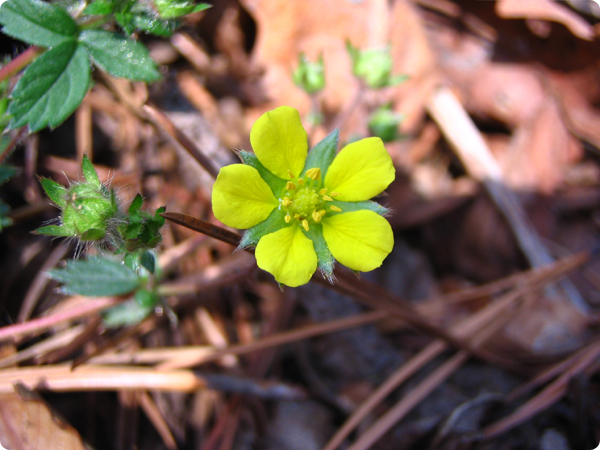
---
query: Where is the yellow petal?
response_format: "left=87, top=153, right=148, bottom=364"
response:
left=212, top=164, right=278, bottom=229
left=255, top=225, right=317, bottom=287
left=324, top=137, right=395, bottom=201
left=250, top=106, right=308, bottom=179
left=322, top=210, right=393, bottom=272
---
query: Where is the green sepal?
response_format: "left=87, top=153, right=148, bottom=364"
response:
left=35, top=225, right=74, bottom=237
left=239, top=208, right=287, bottom=248
left=81, top=155, right=101, bottom=189
left=238, top=150, right=287, bottom=196
left=327, top=200, right=389, bottom=218
left=80, top=228, right=106, bottom=241
left=40, top=178, right=67, bottom=208
left=302, top=129, right=338, bottom=180
left=303, top=223, right=334, bottom=279
left=128, top=193, right=143, bottom=220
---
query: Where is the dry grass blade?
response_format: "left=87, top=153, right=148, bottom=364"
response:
left=482, top=339, right=600, bottom=439
left=0, top=365, right=205, bottom=393
left=0, top=297, right=120, bottom=343
left=156, top=310, right=388, bottom=370
left=138, top=391, right=178, bottom=450
left=321, top=251, right=589, bottom=450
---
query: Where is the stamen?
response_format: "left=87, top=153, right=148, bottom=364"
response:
left=330, top=205, right=342, bottom=212
left=285, top=214, right=291, bottom=223
left=312, top=211, right=322, bottom=223
left=297, top=179, right=304, bottom=186
left=305, top=168, right=321, bottom=181
left=319, top=188, right=328, bottom=196
left=330, top=192, right=340, bottom=197
left=302, top=219, right=309, bottom=231
left=294, top=213, right=301, bottom=220
left=287, top=170, right=295, bottom=179
left=318, top=209, right=326, bottom=217
left=281, top=197, right=292, bottom=207
left=286, top=181, right=296, bottom=191
left=322, top=195, right=333, bottom=201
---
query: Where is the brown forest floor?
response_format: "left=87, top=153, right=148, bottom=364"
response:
left=2, top=0, right=600, bottom=449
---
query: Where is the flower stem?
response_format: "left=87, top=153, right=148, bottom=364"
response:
left=0, top=46, right=45, bottom=84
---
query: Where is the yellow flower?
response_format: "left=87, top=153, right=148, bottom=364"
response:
left=212, top=106, right=395, bottom=287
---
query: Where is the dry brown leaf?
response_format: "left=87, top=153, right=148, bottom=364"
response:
left=0, top=385, right=88, bottom=450
left=496, top=0, right=594, bottom=41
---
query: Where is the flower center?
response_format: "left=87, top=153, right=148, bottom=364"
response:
left=279, top=167, right=342, bottom=231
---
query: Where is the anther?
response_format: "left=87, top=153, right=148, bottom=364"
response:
left=330, top=205, right=342, bottom=212
left=312, top=211, right=322, bottom=223
left=294, top=213, right=301, bottom=220
left=286, top=181, right=296, bottom=191
left=297, top=179, right=304, bottom=186
left=285, top=214, right=291, bottom=223
left=281, top=197, right=292, bottom=207
left=318, top=209, right=326, bottom=217
left=319, top=188, right=328, bottom=196
left=322, top=195, right=333, bottom=201
left=305, top=168, right=321, bottom=181
left=287, top=170, right=295, bottom=179
left=330, top=192, right=340, bottom=197
left=302, top=219, right=309, bottom=231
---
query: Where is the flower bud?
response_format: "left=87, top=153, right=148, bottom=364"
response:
left=293, top=53, right=325, bottom=95
left=347, top=41, right=407, bottom=89
left=368, top=105, right=403, bottom=142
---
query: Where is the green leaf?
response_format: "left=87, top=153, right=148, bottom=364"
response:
left=139, top=250, right=156, bottom=274
left=0, top=0, right=79, bottom=47
left=8, top=41, right=90, bottom=132
left=82, top=0, right=115, bottom=16
left=79, top=29, right=160, bottom=82
left=128, top=193, right=143, bottom=220
left=0, top=201, right=12, bottom=230
left=302, top=129, right=338, bottom=180
left=48, top=256, right=142, bottom=297
left=131, top=14, right=179, bottom=36
left=81, top=154, right=102, bottom=189
left=103, top=298, right=154, bottom=327
left=40, top=178, right=67, bottom=208
left=155, top=0, right=211, bottom=19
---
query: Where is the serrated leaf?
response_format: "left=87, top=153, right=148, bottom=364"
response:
left=0, top=0, right=79, bottom=47
left=79, top=29, right=160, bottom=82
left=48, top=257, right=141, bottom=297
left=40, top=178, right=67, bottom=207
left=8, top=41, right=90, bottom=132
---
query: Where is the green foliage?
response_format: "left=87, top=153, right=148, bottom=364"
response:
left=0, top=0, right=210, bottom=132
left=8, top=41, right=90, bottom=132
left=346, top=40, right=408, bottom=89
left=102, top=298, right=155, bottom=327
left=47, top=256, right=142, bottom=297
left=0, top=161, right=16, bottom=231
left=293, top=53, right=325, bottom=95
left=368, top=105, right=403, bottom=142
left=79, top=30, right=160, bottom=81
left=0, top=0, right=79, bottom=47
